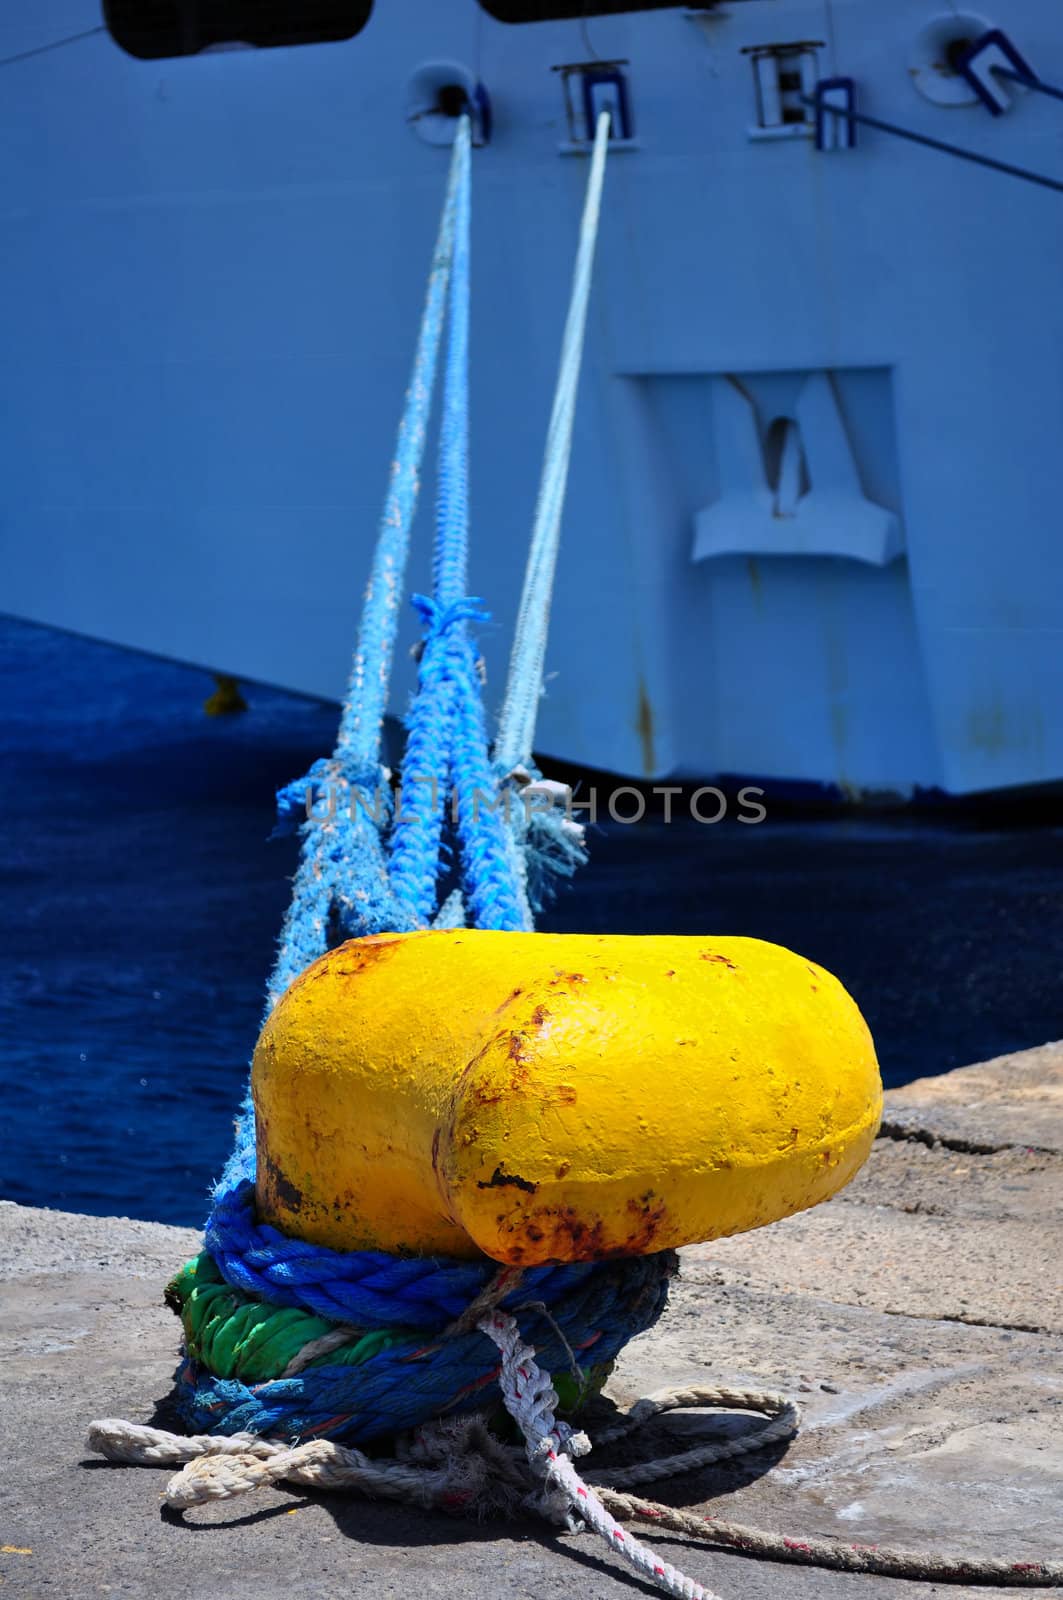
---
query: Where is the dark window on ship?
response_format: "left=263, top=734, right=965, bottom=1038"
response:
left=744, top=43, right=820, bottom=133
left=480, top=1, right=682, bottom=22
left=105, top=0, right=373, bottom=59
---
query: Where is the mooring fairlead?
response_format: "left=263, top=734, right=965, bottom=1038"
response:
left=86, top=116, right=1062, bottom=1597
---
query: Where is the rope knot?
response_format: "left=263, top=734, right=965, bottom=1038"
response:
left=410, top=593, right=490, bottom=639
left=272, top=755, right=386, bottom=836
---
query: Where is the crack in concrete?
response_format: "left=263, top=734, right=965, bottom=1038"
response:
left=876, top=1120, right=1058, bottom=1158
left=879, top=1305, right=1055, bottom=1337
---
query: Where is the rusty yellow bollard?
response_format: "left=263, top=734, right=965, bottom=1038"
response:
left=253, top=930, right=882, bottom=1265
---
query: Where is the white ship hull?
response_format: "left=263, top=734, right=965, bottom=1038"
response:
left=2, top=0, right=1062, bottom=793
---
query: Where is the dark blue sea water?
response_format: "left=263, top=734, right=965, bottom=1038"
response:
left=2, top=613, right=1061, bottom=1227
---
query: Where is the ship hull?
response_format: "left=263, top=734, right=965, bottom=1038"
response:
left=2, top=0, right=1061, bottom=793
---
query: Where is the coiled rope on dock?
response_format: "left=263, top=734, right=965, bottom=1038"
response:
left=89, top=1308, right=1063, bottom=1593
left=163, top=1241, right=672, bottom=1444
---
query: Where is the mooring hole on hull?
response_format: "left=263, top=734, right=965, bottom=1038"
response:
left=436, top=83, right=470, bottom=118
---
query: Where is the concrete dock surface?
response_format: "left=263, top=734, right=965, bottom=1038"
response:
left=2, top=1043, right=1061, bottom=1599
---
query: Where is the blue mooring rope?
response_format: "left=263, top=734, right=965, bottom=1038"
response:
left=188, top=118, right=650, bottom=1450
left=207, top=1180, right=620, bottom=1330
left=389, top=116, right=528, bottom=932
left=488, top=111, right=611, bottom=921
left=388, top=118, right=475, bottom=924
left=263, top=130, right=470, bottom=1006
left=337, top=143, right=460, bottom=773
left=494, top=110, right=612, bottom=778
left=175, top=1245, right=674, bottom=1445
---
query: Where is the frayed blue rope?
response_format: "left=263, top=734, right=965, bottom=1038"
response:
left=262, top=127, right=468, bottom=1001
left=268, top=780, right=412, bottom=1012
left=271, top=757, right=368, bottom=838
left=386, top=119, right=485, bottom=924
left=336, top=125, right=461, bottom=771
left=388, top=644, right=459, bottom=923
left=450, top=657, right=531, bottom=931
left=388, top=595, right=528, bottom=931
left=521, top=771, right=588, bottom=913
left=526, top=808, right=586, bottom=909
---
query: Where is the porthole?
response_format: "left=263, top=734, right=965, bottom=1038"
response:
left=407, top=61, right=492, bottom=147
left=909, top=11, right=993, bottom=106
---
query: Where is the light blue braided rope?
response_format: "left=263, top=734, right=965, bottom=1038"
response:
left=336, top=135, right=461, bottom=770
left=389, top=117, right=504, bottom=924
left=264, top=126, right=468, bottom=1005
left=178, top=117, right=669, bottom=1457
left=494, top=110, right=611, bottom=776
left=386, top=597, right=467, bottom=925
left=388, top=116, right=528, bottom=932
left=268, top=760, right=403, bottom=1010
left=450, top=642, right=531, bottom=930
left=432, top=115, right=473, bottom=614
left=487, top=113, right=610, bottom=915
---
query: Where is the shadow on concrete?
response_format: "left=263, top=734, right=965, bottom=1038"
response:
left=84, top=1396, right=791, bottom=1571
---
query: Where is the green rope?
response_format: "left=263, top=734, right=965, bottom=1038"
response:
left=167, top=1254, right=611, bottom=1409
left=167, top=1255, right=401, bottom=1383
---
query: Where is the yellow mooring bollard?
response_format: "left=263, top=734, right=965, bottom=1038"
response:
left=253, top=929, right=882, bottom=1265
